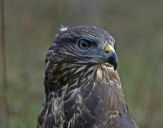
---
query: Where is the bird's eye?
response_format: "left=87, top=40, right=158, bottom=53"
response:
left=78, top=39, right=91, bottom=50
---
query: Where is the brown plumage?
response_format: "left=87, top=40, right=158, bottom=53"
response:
left=37, top=26, right=139, bottom=128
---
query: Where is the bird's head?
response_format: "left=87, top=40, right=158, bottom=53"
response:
left=47, top=26, right=118, bottom=71
left=45, top=26, right=119, bottom=94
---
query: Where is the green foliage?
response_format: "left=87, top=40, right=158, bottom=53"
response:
left=0, top=0, right=163, bottom=127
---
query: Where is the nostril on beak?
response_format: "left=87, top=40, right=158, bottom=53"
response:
left=104, top=50, right=110, bottom=54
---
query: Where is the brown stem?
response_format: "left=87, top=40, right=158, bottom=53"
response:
left=0, top=0, right=10, bottom=127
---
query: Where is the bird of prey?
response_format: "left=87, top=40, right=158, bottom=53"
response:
left=37, top=26, right=139, bottom=128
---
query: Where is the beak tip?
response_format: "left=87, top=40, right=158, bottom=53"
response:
left=107, top=52, right=118, bottom=70
left=114, top=63, right=118, bottom=70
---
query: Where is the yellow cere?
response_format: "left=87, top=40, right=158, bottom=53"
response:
left=103, top=44, right=115, bottom=53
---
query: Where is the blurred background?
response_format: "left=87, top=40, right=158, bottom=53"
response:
left=0, top=0, right=163, bottom=128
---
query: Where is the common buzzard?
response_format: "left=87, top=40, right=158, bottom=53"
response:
left=37, top=26, right=139, bottom=128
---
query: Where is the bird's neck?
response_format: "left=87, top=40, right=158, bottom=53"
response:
left=46, top=62, right=128, bottom=118
left=46, top=63, right=126, bottom=109
left=63, top=65, right=128, bottom=120
left=64, top=65, right=125, bottom=104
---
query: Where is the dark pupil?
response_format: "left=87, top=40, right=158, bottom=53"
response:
left=79, top=40, right=90, bottom=49
left=81, top=42, right=87, bottom=48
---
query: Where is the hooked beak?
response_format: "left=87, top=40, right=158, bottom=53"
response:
left=103, top=44, right=118, bottom=70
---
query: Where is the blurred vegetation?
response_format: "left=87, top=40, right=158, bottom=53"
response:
left=0, top=0, right=163, bottom=128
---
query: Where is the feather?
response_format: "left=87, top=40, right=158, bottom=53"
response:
left=38, top=26, right=139, bottom=128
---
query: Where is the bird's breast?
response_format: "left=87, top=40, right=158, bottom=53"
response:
left=64, top=68, right=127, bottom=127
